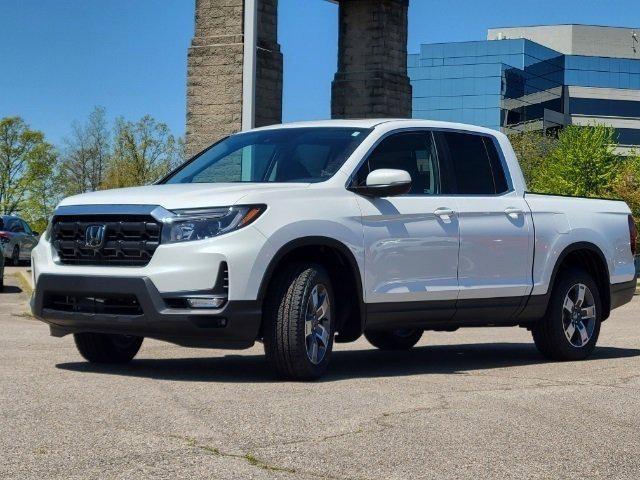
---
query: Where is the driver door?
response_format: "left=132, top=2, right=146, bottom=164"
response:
left=352, top=131, right=460, bottom=328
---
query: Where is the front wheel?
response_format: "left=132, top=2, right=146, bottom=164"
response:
left=263, top=263, right=334, bottom=380
left=74, top=333, right=143, bottom=364
left=365, top=329, right=423, bottom=350
left=532, top=268, right=601, bottom=361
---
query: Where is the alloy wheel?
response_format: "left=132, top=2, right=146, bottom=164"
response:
left=562, top=283, right=597, bottom=348
left=304, top=284, right=331, bottom=365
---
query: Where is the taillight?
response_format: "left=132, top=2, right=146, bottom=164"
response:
left=629, top=215, right=638, bottom=256
left=0, top=232, right=9, bottom=244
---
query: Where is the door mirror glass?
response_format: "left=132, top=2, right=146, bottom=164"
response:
left=349, top=168, right=412, bottom=197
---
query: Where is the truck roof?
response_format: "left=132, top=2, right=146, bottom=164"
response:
left=252, top=118, right=500, bottom=136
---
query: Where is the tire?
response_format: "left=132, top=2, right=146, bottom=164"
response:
left=11, top=246, right=20, bottom=266
left=73, top=333, right=143, bottom=364
left=263, top=263, right=335, bottom=380
left=365, top=329, right=423, bottom=350
left=532, top=268, right=602, bottom=361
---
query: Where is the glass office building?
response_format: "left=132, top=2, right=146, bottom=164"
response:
left=408, top=25, right=640, bottom=153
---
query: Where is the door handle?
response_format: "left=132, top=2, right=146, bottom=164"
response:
left=504, top=207, right=523, bottom=219
left=434, top=207, right=456, bottom=219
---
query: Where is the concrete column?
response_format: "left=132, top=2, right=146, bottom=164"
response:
left=186, top=0, right=282, bottom=156
left=331, top=0, right=412, bottom=119
left=255, top=0, right=283, bottom=129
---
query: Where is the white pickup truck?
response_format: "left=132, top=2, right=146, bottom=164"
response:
left=31, top=119, right=637, bottom=379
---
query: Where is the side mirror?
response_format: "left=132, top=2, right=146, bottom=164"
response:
left=348, top=169, right=412, bottom=197
left=32, top=231, right=39, bottom=236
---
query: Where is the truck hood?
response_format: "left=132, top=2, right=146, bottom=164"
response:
left=58, top=183, right=309, bottom=210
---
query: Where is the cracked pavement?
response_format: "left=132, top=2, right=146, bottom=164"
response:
left=1, top=274, right=639, bottom=479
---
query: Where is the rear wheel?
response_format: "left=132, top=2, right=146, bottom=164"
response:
left=263, top=263, right=334, bottom=380
left=532, top=268, right=601, bottom=361
left=74, top=333, right=143, bottom=364
left=365, top=329, right=423, bottom=350
left=11, top=246, right=19, bottom=266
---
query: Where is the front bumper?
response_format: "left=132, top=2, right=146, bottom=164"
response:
left=31, top=274, right=262, bottom=349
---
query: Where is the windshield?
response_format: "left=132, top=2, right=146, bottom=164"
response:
left=163, top=127, right=371, bottom=184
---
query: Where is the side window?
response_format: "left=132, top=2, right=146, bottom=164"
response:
left=10, top=220, right=24, bottom=233
left=356, top=132, right=441, bottom=195
left=439, top=132, right=509, bottom=195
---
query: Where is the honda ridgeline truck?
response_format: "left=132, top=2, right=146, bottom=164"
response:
left=31, top=120, right=638, bottom=379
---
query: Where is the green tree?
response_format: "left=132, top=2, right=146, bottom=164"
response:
left=508, top=131, right=557, bottom=188
left=102, top=116, right=181, bottom=189
left=59, top=106, right=110, bottom=196
left=534, top=124, right=620, bottom=197
left=21, top=151, right=60, bottom=233
left=0, top=117, right=57, bottom=217
left=611, top=152, right=640, bottom=243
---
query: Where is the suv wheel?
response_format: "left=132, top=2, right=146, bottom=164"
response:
left=263, top=263, right=334, bottom=380
left=365, top=329, right=423, bottom=350
left=532, top=268, right=601, bottom=361
left=74, top=333, right=143, bottom=364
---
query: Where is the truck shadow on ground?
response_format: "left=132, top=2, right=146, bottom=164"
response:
left=56, top=343, right=640, bottom=383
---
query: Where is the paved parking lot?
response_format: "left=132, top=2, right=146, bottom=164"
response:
left=1, top=273, right=639, bottom=479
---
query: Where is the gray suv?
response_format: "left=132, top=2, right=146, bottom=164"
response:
left=0, top=215, right=39, bottom=266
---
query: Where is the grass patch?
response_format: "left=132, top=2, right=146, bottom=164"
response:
left=168, top=434, right=296, bottom=474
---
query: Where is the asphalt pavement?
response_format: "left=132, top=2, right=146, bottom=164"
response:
left=1, top=273, right=639, bottom=479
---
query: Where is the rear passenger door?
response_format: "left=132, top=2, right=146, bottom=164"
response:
left=436, top=131, right=533, bottom=321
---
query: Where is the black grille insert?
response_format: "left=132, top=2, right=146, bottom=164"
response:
left=44, top=293, right=143, bottom=316
left=52, top=215, right=161, bottom=266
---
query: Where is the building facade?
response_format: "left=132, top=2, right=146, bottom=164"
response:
left=409, top=25, right=640, bottom=153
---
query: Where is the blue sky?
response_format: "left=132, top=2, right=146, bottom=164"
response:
left=1, top=0, right=638, bottom=146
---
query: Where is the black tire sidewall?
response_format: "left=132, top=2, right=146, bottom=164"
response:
left=365, top=329, right=423, bottom=350
left=263, top=263, right=335, bottom=380
left=74, top=333, right=143, bottom=364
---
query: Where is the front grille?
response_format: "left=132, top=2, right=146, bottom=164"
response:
left=44, top=293, right=143, bottom=315
left=51, top=215, right=161, bottom=266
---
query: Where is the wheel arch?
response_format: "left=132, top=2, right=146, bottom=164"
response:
left=548, top=241, right=611, bottom=320
left=257, top=236, right=366, bottom=341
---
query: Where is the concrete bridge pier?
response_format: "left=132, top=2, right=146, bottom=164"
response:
left=186, top=0, right=411, bottom=155
left=331, top=0, right=412, bottom=119
left=186, top=0, right=282, bottom=155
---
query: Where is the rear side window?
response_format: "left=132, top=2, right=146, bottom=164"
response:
left=438, top=132, right=508, bottom=195
left=10, top=220, right=24, bottom=233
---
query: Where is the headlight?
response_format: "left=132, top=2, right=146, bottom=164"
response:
left=161, top=205, right=266, bottom=244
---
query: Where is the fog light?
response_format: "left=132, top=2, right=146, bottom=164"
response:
left=186, top=296, right=227, bottom=309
